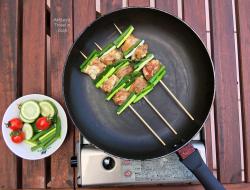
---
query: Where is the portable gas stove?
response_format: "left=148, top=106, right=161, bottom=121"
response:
left=71, top=132, right=206, bottom=187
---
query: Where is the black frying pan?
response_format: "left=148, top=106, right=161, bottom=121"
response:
left=63, top=7, right=224, bottom=190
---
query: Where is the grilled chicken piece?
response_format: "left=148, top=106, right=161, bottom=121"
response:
left=132, top=44, right=148, bottom=61
left=101, top=75, right=119, bottom=93
left=121, top=35, right=139, bottom=52
left=100, top=49, right=123, bottom=65
left=113, top=88, right=130, bottom=105
left=142, top=59, right=161, bottom=80
left=84, top=58, right=106, bottom=79
left=129, top=76, right=148, bottom=94
left=115, top=65, right=133, bottom=79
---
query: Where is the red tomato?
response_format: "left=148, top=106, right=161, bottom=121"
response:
left=10, top=131, right=25, bottom=143
left=7, top=118, right=23, bottom=131
left=36, top=117, right=51, bottom=130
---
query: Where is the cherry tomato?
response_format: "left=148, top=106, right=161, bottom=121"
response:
left=36, top=117, right=51, bottom=130
left=7, top=118, right=23, bottom=131
left=10, top=131, right=25, bottom=143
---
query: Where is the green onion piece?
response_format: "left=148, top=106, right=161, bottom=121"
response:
left=80, top=50, right=99, bottom=71
left=99, top=43, right=116, bottom=58
left=133, top=85, right=154, bottom=103
left=55, top=117, right=61, bottom=138
left=106, top=83, right=126, bottom=101
left=95, top=67, right=116, bottom=88
left=42, top=136, right=58, bottom=150
left=31, top=126, right=56, bottom=141
left=152, top=69, right=166, bottom=86
left=31, top=134, right=55, bottom=151
left=123, top=40, right=142, bottom=58
left=113, top=25, right=134, bottom=48
left=134, top=53, right=154, bottom=72
left=117, top=93, right=137, bottom=115
left=38, top=127, right=56, bottom=141
left=148, top=65, right=165, bottom=84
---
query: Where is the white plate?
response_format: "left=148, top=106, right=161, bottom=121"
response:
left=2, top=94, right=67, bottom=160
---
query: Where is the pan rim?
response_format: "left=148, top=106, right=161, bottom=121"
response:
left=62, top=7, right=215, bottom=160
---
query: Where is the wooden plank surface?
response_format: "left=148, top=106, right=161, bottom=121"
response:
left=50, top=0, right=74, bottom=188
left=73, top=0, right=96, bottom=187
left=235, top=0, right=250, bottom=182
left=22, top=0, right=46, bottom=188
left=0, top=0, right=20, bottom=189
left=128, top=0, right=150, bottom=7
left=155, top=0, right=178, bottom=17
left=182, top=0, right=213, bottom=170
left=100, top=0, right=123, bottom=14
left=210, top=0, right=242, bottom=183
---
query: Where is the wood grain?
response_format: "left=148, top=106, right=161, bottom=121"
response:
left=100, top=0, right=123, bottom=14
left=0, top=0, right=20, bottom=188
left=235, top=0, right=250, bottom=182
left=74, top=0, right=96, bottom=40
left=50, top=0, right=74, bottom=188
left=183, top=0, right=213, bottom=170
left=73, top=0, right=96, bottom=187
left=155, top=0, right=178, bottom=16
left=128, top=0, right=150, bottom=7
left=210, top=0, right=242, bottom=183
left=22, top=0, right=46, bottom=188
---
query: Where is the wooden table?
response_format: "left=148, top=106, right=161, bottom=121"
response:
left=0, top=0, right=249, bottom=189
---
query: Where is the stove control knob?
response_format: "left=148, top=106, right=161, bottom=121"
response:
left=102, top=157, right=115, bottom=170
left=71, top=156, right=77, bottom=167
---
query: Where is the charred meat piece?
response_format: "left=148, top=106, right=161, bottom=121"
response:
left=84, top=58, right=106, bottom=79
left=115, top=65, right=133, bottom=79
left=101, top=75, right=119, bottom=93
left=100, top=49, right=123, bottom=65
left=121, top=35, right=139, bottom=52
left=129, top=77, right=148, bottom=94
left=142, top=59, right=161, bottom=80
left=113, top=88, right=131, bottom=105
left=132, top=44, right=148, bottom=61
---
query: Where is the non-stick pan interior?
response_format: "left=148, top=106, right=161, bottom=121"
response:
left=63, top=8, right=214, bottom=159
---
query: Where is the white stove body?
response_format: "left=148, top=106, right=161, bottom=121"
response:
left=76, top=133, right=206, bottom=187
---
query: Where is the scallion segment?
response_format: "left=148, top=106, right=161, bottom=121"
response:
left=113, top=25, right=134, bottom=48
left=80, top=50, right=99, bottom=71
left=117, top=93, right=137, bottom=115
left=133, top=53, right=154, bottom=72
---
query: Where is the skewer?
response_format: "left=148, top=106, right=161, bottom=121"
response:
left=80, top=51, right=87, bottom=59
left=143, top=97, right=177, bottom=134
left=93, top=42, right=177, bottom=134
left=159, top=81, right=194, bottom=121
left=79, top=51, right=167, bottom=145
left=113, top=23, right=195, bottom=121
left=129, top=105, right=166, bottom=146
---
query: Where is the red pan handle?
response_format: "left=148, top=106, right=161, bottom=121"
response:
left=177, top=144, right=225, bottom=190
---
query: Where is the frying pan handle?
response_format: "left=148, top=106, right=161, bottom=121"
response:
left=178, top=146, right=225, bottom=190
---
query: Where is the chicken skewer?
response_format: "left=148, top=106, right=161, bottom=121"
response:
left=79, top=51, right=167, bottom=146
left=92, top=43, right=177, bottom=135
left=113, top=24, right=194, bottom=121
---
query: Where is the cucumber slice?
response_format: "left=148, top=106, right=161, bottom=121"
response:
left=19, top=113, right=35, bottom=123
left=20, top=100, right=40, bottom=120
left=22, top=123, right=34, bottom=140
left=39, top=101, right=56, bottom=117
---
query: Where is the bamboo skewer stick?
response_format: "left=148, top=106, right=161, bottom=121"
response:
left=159, top=81, right=194, bottom=121
left=129, top=105, right=166, bottom=146
left=113, top=23, right=194, bottom=121
left=79, top=51, right=166, bottom=146
left=80, top=51, right=87, bottom=59
left=93, top=42, right=177, bottom=135
left=143, top=97, right=177, bottom=134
